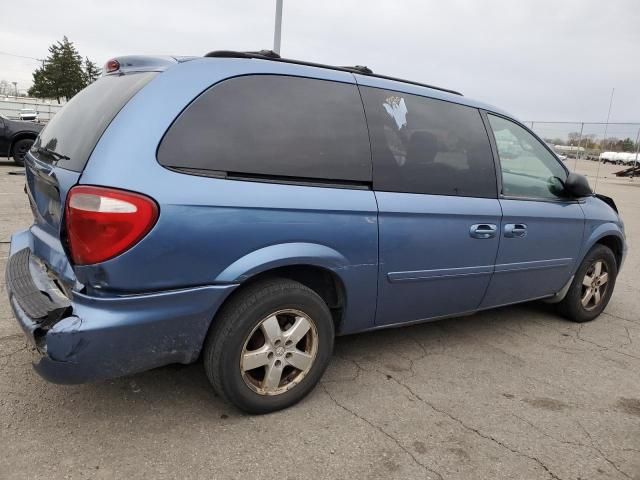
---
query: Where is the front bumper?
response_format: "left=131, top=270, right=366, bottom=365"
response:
left=5, top=234, right=237, bottom=384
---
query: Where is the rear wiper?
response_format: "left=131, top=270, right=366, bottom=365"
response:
left=35, top=146, right=70, bottom=161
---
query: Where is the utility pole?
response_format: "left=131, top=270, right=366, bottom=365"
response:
left=273, top=0, right=283, bottom=55
left=574, top=122, right=584, bottom=171
left=632, top=127, right=640, bottom=181
left=12, top=81, right=17, bottom=97
left=594, top=88, right=615, bottom=192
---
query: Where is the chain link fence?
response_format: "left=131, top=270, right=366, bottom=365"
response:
left=527, top=121, right=640, bottom=168
left=525, top=121, right=640, bottom=186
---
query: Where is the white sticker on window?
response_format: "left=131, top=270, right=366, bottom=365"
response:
left=383, top=96, right=408, bottom=130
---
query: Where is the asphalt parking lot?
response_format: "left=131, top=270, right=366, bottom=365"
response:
left=0, top=158, right=638, bottom=480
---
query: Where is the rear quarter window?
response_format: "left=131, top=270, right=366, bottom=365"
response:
left=32, top=72, right=157, bottom=172
left=157, top=75, right=372, bottom=183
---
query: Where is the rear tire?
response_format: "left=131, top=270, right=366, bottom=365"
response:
left=203, top=278, right=335, bottom=414
left=11, top=138, right=34, bottom=167
left=557, top=245, right=617, bottom=322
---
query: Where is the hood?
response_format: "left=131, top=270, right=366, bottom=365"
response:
left=5, top=117, right=45, bottom=133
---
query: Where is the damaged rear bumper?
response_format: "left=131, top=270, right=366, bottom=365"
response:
left=5, top=234, right=237, bottom=384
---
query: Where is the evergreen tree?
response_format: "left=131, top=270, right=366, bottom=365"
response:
left=29, top=67, right=54, bottom=99
left=28, top=37, right=98, bottom=102
left=83, top=57, right=102, bottom=84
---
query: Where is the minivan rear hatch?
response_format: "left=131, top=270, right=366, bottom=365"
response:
left=25, top=72, right=158, bottom=289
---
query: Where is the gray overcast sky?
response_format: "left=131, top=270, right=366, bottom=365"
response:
left=1, top=0, right=638, bottom=122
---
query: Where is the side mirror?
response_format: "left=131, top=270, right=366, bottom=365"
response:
left=564, top=172, right=592, bottom=198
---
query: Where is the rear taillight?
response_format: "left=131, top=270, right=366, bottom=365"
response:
left=65, top=186, right=159, bottom=265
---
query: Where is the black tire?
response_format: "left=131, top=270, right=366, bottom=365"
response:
left=11, top=138, right=34, bottom=167
left=557, top=244, right=618, bottom=323
left=203, top=278, right=335, bottom=414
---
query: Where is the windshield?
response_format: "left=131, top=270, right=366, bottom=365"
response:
left=32, top=72, right=157, bottom=171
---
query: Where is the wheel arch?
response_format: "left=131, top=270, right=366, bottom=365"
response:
left=214, top=242, right=351, bottom=332
left=580, top=225, right=625, bottom=271
left=595, top=234, right=624, bottom=270
left=9, top=132, right=38, bottom=157
left=548, top=227, right=624, bottom=306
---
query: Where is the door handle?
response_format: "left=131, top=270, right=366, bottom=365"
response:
left=469, top=224, right=497, bottom=239
left=504, top=223, right=528, bottom=238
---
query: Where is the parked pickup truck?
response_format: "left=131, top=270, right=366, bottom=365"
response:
left=0, top=114, right=43, bottom=166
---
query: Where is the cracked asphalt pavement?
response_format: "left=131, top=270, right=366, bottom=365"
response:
left=0, top=159, right=638, bottom=479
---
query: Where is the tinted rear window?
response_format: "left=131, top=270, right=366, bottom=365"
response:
left=157, top=75, right=371, bottom=183
left=361, top=86, right=497, bottom=198
left=32, top=72, right=157, bottom=172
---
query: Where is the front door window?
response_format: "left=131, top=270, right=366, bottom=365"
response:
left=488, top=115, right=568, bottom=200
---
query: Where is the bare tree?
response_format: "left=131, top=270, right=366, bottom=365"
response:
left=0, top=79, right=11, bottom=96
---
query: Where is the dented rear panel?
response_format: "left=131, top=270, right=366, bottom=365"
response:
left=24, top=72, right=159, bottom=288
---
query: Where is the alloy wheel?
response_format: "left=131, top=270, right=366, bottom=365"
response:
left=240, top=309, right=318, bottom=396
left=581, top=260, right=609, bottom=311
left=15, top=142, right=31, bottom=161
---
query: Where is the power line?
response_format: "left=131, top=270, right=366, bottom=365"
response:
left=0, top=51, right=43, bottom=63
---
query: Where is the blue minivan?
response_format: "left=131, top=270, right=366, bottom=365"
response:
left=5, top=51, right=626, bottom=413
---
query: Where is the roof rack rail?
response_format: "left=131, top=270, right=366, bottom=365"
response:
left=339, top=65, right=373, bottom=75
left=206, top=49, right=281, bottom=59
left=203, top=50, right=462, bottom=96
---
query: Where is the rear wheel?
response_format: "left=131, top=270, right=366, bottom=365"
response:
left=11, top=138, right=34, bottom=166
left=557, top=244, right=617, bottom=322
left=203, top=278, right=334, bottom=414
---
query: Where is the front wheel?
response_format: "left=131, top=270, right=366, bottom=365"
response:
left=557, top=244, right=618, bottom=322
left=11, top=138, right=34, bottom=167
left=203, top=278, right=335, bottom=414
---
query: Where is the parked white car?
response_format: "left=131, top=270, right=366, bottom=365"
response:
left=18, top=109, right=39, bottom=122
